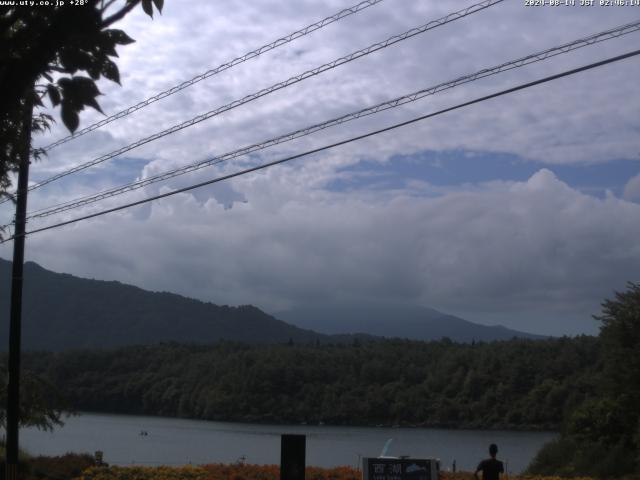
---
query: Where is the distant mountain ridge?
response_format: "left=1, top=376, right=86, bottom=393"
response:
left=0, top=258, right=543, bottom=351
left=277, top=305, right=545, bottom=342
left=0, top=259, right=330, bottom=351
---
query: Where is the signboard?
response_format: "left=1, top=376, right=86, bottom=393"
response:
left=362, top=458, right=439, bottom=480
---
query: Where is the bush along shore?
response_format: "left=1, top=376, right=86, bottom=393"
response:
left=2, top=458, right=603, bottom=480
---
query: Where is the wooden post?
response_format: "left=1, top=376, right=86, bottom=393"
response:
left=280, top=434, right=306, bottom=480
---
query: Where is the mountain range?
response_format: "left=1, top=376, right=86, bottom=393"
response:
left=0, top=258, right=542, bottom=351
left=277, top=304, right=544, bottom=342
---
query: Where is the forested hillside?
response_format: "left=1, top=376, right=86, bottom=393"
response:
left=22, top=336, right=599, bottom=430
left=0, top=259, right=544, bottom=349
left=0, top=259, right=328, bottom=349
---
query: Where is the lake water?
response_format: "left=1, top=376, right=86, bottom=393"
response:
left=20, top=413, right=556, bottom=473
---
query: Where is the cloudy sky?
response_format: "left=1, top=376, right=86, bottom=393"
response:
left=2, top=0, right=640, bottom=336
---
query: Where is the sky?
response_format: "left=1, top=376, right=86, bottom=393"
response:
left=2, top=0, right=640, bottom=336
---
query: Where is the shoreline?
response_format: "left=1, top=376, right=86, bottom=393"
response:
left=67, top=410, right=559, bottom=434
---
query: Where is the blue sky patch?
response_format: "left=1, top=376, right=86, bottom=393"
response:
left=326, top=149, right=640, bottom=198
left=31, top=156, right=150, bottom=192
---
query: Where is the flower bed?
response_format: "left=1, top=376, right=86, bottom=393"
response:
left=72, top=464, right=599, bottom=480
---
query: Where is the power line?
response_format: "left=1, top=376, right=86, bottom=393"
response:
left=16, top=0, right=503, bottom=198
left=3, top=48, right=637, bottom=243
left=26, top=0, right=503, bottom=191
left=23, top=20, right=640, bottom=221
left=40, top=0, right=386, bottom=152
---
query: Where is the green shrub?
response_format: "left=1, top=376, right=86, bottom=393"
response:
left=526, top=437, right=637, bottom=478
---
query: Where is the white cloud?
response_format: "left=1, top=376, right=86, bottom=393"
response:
left=3, top=1, right=639, bottom=336
left=623, top=174, right=640, bottom=202
left=2, top=168, right=637, bottom=336
left=27, top=0, right=640, bottom=178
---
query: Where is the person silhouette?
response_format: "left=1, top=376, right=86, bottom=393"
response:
left=474, top=444, right=504, bottom=480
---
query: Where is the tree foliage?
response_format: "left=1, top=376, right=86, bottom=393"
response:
left=20, top=336, right=600, bottom=430
left=596, top=282, right=640, bottom=419
left=527, top=283, right=640, bottom=477
left=0, top=0, right=163, bottom=201
left=0, top=0, right=163, bottom=427
left=0, top=367, right=66, bottom=431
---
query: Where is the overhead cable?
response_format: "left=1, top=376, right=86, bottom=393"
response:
left=4, top=48, right=637, bottom=243
left=18, top=0, right=503, bottom=197
left=24, top=19, right=640, bottom=220
left=40, top=0, right=387, bottom=152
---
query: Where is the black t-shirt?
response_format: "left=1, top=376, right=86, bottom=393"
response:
left=476, top=458, right=504, bottom=480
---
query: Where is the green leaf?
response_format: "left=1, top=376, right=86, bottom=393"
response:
left=84, top=97, right=104, bottom=114
left=47, top=85, right=60, bottom=106
left=101, top=59, right=121, bottom=85
left=71, top=76, right=101, bottom=97
left=33, top=93, right=44, bottom=108
left=152, top=0, right=164, bottom=13
left=87, top=62, right=101, bottom=80
left=99, top=32, right=119, bottom=57
left=31, top=113, right=54, bottom=135
left=141, top=0, right=153, bottom=17
left=58, top=49, right=80, bottom=74
left=70, top=76, right=104, bottom=113
left=60, top=102, right=79, bottom=133
left=59, top=48, right=97, bottom=77
left=57, top=77, right=72, bottom=89
left=58, top=76, right=104, bottom=115
left=107, top=29, right=135, bottom=46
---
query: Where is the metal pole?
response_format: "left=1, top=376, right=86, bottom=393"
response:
left=5, top=92, right=33, bottom=480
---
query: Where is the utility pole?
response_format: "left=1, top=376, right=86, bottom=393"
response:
left=5, top=93, right=33, bottom=480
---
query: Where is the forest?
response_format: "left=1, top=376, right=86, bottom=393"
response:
left=19, top=336, right=599, bottom=430
left=3, top=283, right=638, bottom=476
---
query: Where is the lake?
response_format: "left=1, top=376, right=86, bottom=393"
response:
left=20, top=413, right=556, bottom=473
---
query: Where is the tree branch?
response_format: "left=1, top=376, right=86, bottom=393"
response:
left=100, top=0, right=119, bottom=14
left=101, top=0, right=139, bottom=28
